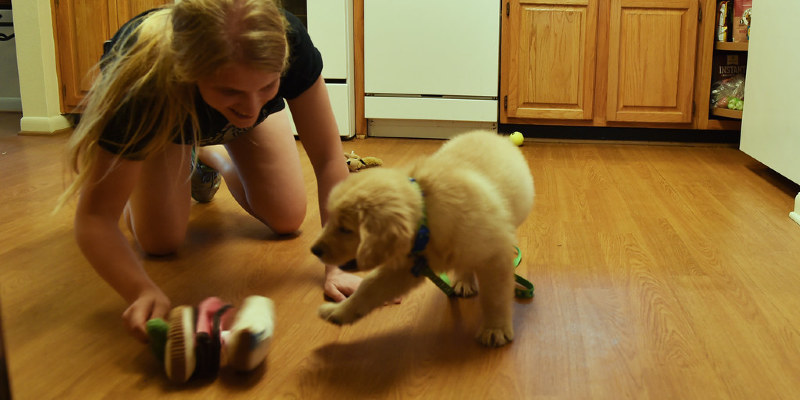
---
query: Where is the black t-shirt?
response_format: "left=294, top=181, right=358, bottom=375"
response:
left=97, top=9, right=322, bottom=158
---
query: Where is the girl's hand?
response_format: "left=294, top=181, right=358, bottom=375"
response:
left=323, top=266, right=361, bottom=302
left=323, top=266, right=401, bottom=305
left=122, top=289, right=171, bottom=343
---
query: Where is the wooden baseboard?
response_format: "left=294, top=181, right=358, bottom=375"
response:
left=499, top=124, right=740, bottom=144
left=19, top=115, right=72, bottom=134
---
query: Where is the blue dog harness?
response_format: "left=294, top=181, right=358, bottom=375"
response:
left=408, top=178, right=456, bottom=296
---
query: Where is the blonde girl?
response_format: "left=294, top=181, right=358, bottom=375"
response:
left=60, top=0, right=357, bottom=341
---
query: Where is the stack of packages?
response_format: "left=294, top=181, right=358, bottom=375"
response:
left=147, top=296, right=275, bottom=383
left=716, top=0, right=752, bottom=43
left=711, top=0, right=753, bottom=113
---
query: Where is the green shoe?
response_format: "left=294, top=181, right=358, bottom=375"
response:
left=191, top=158, right=221, bottom=203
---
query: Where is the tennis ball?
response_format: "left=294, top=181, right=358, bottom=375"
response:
left=510, top=131, right=524, bottom=146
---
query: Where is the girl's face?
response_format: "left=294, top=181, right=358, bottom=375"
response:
left=196, top=62, right=281, bottom=128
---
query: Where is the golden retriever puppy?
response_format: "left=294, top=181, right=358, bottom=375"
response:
left=310, top=131, right=534, bottom=347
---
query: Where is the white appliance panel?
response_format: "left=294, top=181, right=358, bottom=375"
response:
left=285, top=0, right=354, bottom=137
left=365, top=97, right=496, bottom=122
left=285, top=83, right=352, bottom=138
left=740, top=1, right=800, bottom=185
left=307, top=0, right=348, bottom=79
left=325, top=83, right=353, bottom=137
left=364, top=0, right=500, bottom=97
left=739, top=1, right=799, bottom=225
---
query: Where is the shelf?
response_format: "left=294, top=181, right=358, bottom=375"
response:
left=711, top=107, right=743, bottom=120
left=715, top=42, right=749, bottom=52
left=706, top=119, right=741, bottom=131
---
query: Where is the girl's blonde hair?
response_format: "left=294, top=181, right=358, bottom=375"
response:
left=58, top=0, right=288, bottom=210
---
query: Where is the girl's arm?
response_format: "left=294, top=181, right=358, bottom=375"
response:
left=74, top=148, right=170, bottom=341
left=286, top=76, right=348, bottom=223
left=287, top=76, right=359, bottom=301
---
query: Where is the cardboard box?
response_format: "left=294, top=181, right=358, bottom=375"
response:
left=710, top=52, right=747, bottom=111
left=732, top=0, right=752, bottom=42
left=716, top=1, right=730, bottom=42
left=711, top=52, right=747, bottom=83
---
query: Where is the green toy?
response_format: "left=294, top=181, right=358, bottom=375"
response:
left=146, top=318, right=168, bottom=363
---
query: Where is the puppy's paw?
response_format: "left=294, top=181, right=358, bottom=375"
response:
left=318, top=303, right=360, bottom=325
left=453, top=280, right=478, bottom=297
left=476, top=326, right=514, bottom=347
left=318, top=303, right=344, bottom=325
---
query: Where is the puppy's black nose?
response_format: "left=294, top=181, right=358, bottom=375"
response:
left=339, top=259, right=358, bottom=271
left=311, top=245, right=323, bottom=257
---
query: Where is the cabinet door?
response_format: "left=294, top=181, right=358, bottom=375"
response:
left=504, top=0, right=597, bottom=120
left=113, top=0, right=170, bottom=28
left=54, top=0, right=171, bottom=111
left=607, top=0, right=698, bottom=123
left=54, top=0, right=117, bottom=110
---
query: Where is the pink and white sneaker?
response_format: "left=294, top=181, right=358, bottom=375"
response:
left=194, top=297, right=233, bottom=379
left=221, top=296, right=275, bottom=372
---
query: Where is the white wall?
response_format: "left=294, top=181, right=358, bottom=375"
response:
left=0, top=9, right=21, bottom=111
left=13, top=0, right=70, bottom=133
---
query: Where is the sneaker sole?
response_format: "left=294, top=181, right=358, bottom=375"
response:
left=165, top=306, right=196, bottom=383
left=191, top=165, right=221, bottom=203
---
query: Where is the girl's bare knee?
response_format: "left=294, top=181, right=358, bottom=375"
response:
left=268, top=212, right=306, bottom=235
left=136, top=231, right=185, bottom=256
left=254, top=203, right=306, bottom=235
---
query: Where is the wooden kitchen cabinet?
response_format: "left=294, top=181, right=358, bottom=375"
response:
left=503, top=0, right=598, bottom=120
left=606, top=0, right=698, bottom=123
left=501, top=0, right=710, bottom=128
left=53, top=0, right=171, bottom=111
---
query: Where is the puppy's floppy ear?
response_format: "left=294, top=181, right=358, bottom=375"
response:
left=355, top=206, right=417, bottom=269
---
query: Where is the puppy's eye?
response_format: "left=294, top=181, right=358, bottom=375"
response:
left=338, top=227, right=354, bottom=234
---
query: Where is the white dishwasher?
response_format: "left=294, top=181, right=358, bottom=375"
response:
left=364, top=0, right=500, bottom=138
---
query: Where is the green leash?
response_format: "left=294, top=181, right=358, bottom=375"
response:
left=408, top=177, right=534, bottom=299
left=412, top=246, right=534, bottom=299
left=512, top=246, right=535, bottom=299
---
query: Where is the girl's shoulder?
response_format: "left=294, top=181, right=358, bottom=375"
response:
left=279, top=9, right=323, bottom=100
left=102, top=8, right=167, bottom=65
left=108, top=8, right=162, bottom=47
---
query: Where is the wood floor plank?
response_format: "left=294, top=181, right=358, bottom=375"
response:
left=1, top=125, right=799, bottom=399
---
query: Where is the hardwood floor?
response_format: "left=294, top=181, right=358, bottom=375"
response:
left=1, top=118, right=799, bottom=399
